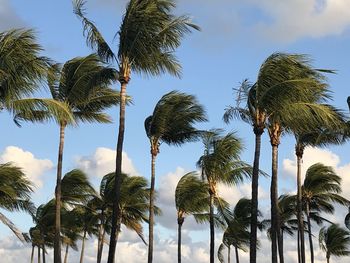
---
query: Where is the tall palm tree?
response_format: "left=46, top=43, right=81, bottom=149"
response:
left=145, top=90, right=207, bottom=259
left=175, top=172, right=209, bottom=263
left=0, top=162, right=35, bottom=241
left=0, top=29, right=50, bottom=114
left=197, top=130, right=252, bottom=263
left=303, top=163, right=349, bottom=263
left=218, top=198, right=259, bottom=263
left=73, top=2, right=199, bottom=261
left=319, top=224, right=350, bottom=263
left=294, top=127, right=345, bottom=263
left=249, top=53, right=342, bottom=263
left=17, top=54, right=120, bottom=263
left=223, top=80, right=266, bottom=263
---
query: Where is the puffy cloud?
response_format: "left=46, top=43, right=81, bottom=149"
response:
left=251, top=0, right=350, bottom=42
left=75, top=147, right=139, bottom=178
left=0, top=146, right=53, bottom=187
left=0, top=0, right=25, bottom=31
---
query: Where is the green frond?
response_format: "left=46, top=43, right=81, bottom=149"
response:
left=73, top=0, right=116, bottom=63
left=319, top=224, right=350, bottom=259
left=0, top=29, right=51, bottom=108
left=118, top=0, right=199, bottom=77
left=145, top=90, right=207, bottom=146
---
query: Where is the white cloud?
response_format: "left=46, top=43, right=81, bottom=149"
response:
left=75, top=147, right=139, bottom=178
left=251, top=0, right=350, bottom=42
left=0, top=146, right=53, bottom=188
left=0, top=0, right=25, bottom=31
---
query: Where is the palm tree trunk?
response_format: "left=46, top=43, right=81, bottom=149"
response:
left=209, top=190, right=215, bottom=263
left=42, top=244, right=46, bottom=263
left=326, top=254, right=330, bottom=263
left=296, top=144, right=306, bottom=263
left=97, top=223, right=106, bottom=263
left=38, top=246, right=41, bottom=263
left=80, top=230, right=87, bottom=263
left=177, top=218, right=184, bottom=263
left=297, top=228, right=301, bottom=263
left=107, top=79, right=128, bottom=263
left=270, top=143, right=279, bottom=263
left=64, top=244, right=69, bottom=263
left=250, top=128, right=263, bottom=263
left=148, top=151, right=157, bottom=263
left=54, top=122, right=66, bottom=263
left=228, top=245, right=231, bottom=263
left=306, top=202, right=314, bottom=263
left=235, top=245, right=239, bottom=263
left=97, top=213, right=105, bottom=263
left=31, top=245, right=35, bottom=263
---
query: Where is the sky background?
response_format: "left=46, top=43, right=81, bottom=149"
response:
left=1, top=0, right=350, bottom=262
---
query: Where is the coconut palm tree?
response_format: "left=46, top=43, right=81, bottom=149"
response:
left=248, top=52, right=343, bottom=263
left=303, top=163, right=349, bottom=263
left=16, top=54, right=120, bottom=263
left=0, top=29, right=50, bottom=113
left=175, top=172, right=209, bottom=263
left=93, top=172, right=159, bottom=263
left=223, top=80, right=266, bottom=263
left=319, top=224, right=350, bottom=263
left=73, top=2, right=199, bottom=261
left=145, top=90, right=207, bottom=259
left=0, top=162, right=35, bottom=241
left=197, top=130, right=252, bottom=263
left=218, top=198, right=260, bottom=263
left=293, top=127, right=345, bottom=263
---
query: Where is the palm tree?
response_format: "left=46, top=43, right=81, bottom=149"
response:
left=303, top=163, right=349, bottom=263
left=93, top=172, right=158, bottom=263
left=319, top=224, right=350, bottom=263
left=218, top=198, right=259, bottom=263
left=197, top=130, right=252, bottom=263
left=223, top=80, right=267, bottom=263
left=175, top=172, right=209, bottom=263
left=248, top=53, right=342, bottom=263
left=0, top=162, right=35, bottom=241
left=17, top=54, right=120, bottom=263
left=294, top=127, right=345, bottom=263
left=145, top=90, right=207, bottom=259
left=73, top=2, right=199, bottom=261
left=0, top=29, right=50, bottom=114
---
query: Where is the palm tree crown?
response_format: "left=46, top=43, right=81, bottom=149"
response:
left=319, top=224, right=350, bottom=263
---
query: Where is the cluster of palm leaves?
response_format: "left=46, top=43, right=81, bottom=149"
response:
left=2, top=0, right=350, bottom=262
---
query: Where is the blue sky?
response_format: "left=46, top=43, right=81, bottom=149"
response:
left=1, top=0, right=350, bottom=262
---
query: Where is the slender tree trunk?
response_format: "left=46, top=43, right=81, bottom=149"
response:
left=97, top=213, right=105, bottom=263
left=148, top=150, right=157, bottom=263
left=235, top=246, right=239, bottom=263
left=270, top=144, right=279, bottom=263
left=228, top=245, right=231, bottom=263
left=209, top=190, right=215, bottom=263
left=113, top=229, right=121, bottom=263
left=297, top=229, right=301, bottom=263
left=64, top=244, right=69, bottom=263
left=38, top=246, right=41, bottom=263
left=54, top=122, right=66, bottom=263
left=306, top=203, right=314, bottom=263
left=326, top=254, right=330, bottom=263
left=296, top=144, right=306, bottom=263
left=80, top=230, right=87, bottom=263
left=177, top=218, right=184, bottom=263
left=31, top=245, right=35, bottom=263
left=107, top=79, right=128, bottom=263
left=42, top=244, right=46, bottom=263
left=97, top=225, right=106, bottom=263
left=250, top=128, right=263, bottom=263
